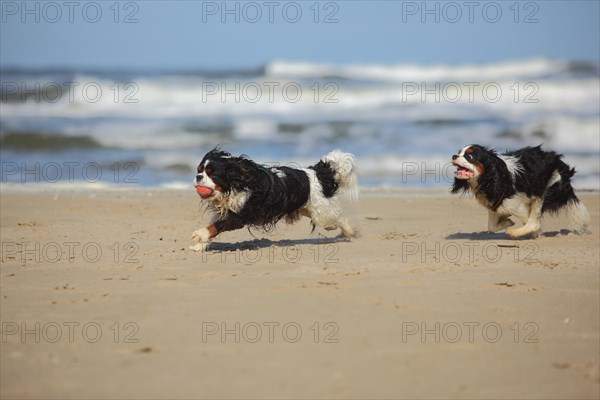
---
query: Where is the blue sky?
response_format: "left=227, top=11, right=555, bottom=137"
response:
left=1, top=0, right=599, bottom=70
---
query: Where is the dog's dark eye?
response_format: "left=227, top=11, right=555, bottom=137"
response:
left=465, top=154, right=473, bottom=161
left=197, top=166, right=203, bottom=173
left=205, top=168, right=213, bottom=175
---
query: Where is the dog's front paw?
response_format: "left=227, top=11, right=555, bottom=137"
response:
left=190, top=242, right=209, bottom=252
left=192, top=227, right=212, bottom=243
left=506, top=227, right=539, bottom=239
left=506, top=228, right=523, bottom=238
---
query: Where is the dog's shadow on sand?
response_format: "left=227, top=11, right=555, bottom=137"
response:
left=445, top=229, right=572, bottom=241
left=206, top=235, right=348, bottom=252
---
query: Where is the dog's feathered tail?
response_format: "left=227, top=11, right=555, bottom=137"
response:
left=542, top=162, right=590, bottom=234
left=322, top=150, right=358, bottom=200
left=564, top=199, right=590, bottom=234
left=319, top=150, right=360, bottom=238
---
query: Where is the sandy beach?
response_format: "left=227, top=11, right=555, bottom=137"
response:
left=1, top=189, right=598, bottom=399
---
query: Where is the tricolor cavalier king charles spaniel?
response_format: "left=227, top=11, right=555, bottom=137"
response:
left=191, top=148, right=358, bottom=251
left=451, top=144, right=589, bottom=238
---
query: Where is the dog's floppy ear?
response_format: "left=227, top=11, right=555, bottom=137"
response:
left=226, top=160, right=253, bottom=191
left=476, top=152, right=513, bottom=210
left=451, top=178, right=469, bottom=194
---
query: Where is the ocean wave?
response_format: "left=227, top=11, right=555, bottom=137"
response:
left=1, top=59, right=597, bottom=188
left=4, top=59, right=597, bottom=85
left=2, top=76, right=596, bottom=122
left=264, top=58, right=577, bottom=82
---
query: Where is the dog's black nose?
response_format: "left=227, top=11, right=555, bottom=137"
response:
left=452, top=155, right=458, bottom=160
left=196, top=174, right=203, bottom=180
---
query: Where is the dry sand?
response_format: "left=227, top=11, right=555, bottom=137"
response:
left=1, top=189, right=598, bottom=399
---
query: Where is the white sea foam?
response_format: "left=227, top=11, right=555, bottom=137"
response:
left=265, top=58, right=571, bottom=82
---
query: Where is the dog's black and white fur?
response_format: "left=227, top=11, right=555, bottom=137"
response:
left=451, top=144, right=589, bottom=238
left=191, top=148, right=358, bottom=251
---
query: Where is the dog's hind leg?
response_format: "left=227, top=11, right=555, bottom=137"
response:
left=507, top=197, right=543, bottom=238
left=338, top=218, right=355, bottom=238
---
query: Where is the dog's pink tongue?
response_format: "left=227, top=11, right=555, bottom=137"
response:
left=455, top=168, right=474, bottom=179
left=196, top=186, right=214, bottom=198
